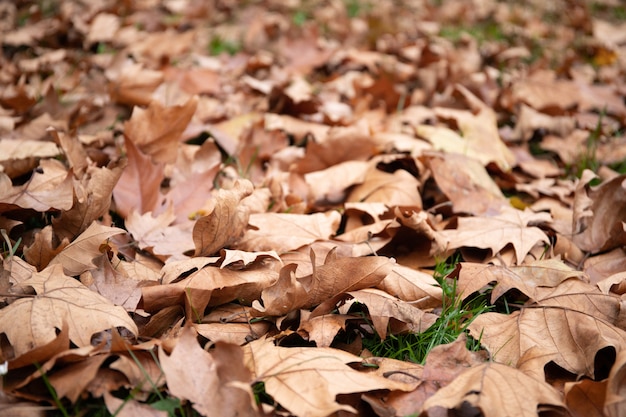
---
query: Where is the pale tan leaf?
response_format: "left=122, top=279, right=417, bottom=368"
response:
left=456, top=260, right=587, bottom=304
left=243, top=337, right=413, bottom=417
left=159, top=326, right=257, bottom=417
left=237, top=211, right=341, bottom=253
left=440, top=207, right=551, bottom=264
left=427, top=153, right=507, bottom=215
left=342, top=288, right=438, bottom=339
left=347, top=167, right=422, bottom=208
left=126, top=206, right=194, bottom=261
left=53, top=162, right=125, bottom=242
left=124, top=96, right=198, bottom=165
left=377, top=264, right=442, bottom=308
left=220, top=249, right=282, bottom=268
left=298, top=313, right=351, bottom=347
left=48, top=222, right=126, bottom=276
left=193, top=179, right=254, bottom=257
left=468, top=287, right=626, bottom=379
left=0, top=264, right=137, bottom=357
left=253, top=250, right=394, bottom=316
left=422, top=362, right=566, bottom=417
left=113, top=136, right=164, bottom=218
left=0, top=159, right=73, bottom=212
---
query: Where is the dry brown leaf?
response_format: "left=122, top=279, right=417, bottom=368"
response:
left=298, top=313, right=352, bottom=347
left=467, top=286, right=626, bottom=379
left=427, top=153, right=508, bottom=215
left=347, top=167, right=422, bottom=208
left=125, top=206, right=194, bottom=261
left=112, top=136, right=164, bottom=219
left=159, top=326, right=257, bottom=417
left=341, top=288, right=438, bottom=339
left=377, top=264, right=442, bottom=308
left=142, top=262, right=278, bottom=317
left=422, top=362, right=567, bottom=417
left=304, top=160, right=369, bottom=204
left=0, top=138, right=61, bottom=178
left=432, top=85, right=516, bottom=171
left=53, top=162, right=125, bottom=242
left=193, top=179, right=253, bottom=257
left=237, top=211, right=341, bottom=253
left=48, top=222, right=125, bottom=276
left=243, top=337, right=413, bottom=417
left=564, top=378, right=606, bottom=417
left=123, top=96, right=198, bottom=165
left=440, top=207, right=551, bottom=264
left=252, top=250, right=395, bottom=316
left=379, top=335, right=486, bottom=416
left=456, top=260, right=587, bottom=304
left=0, top=159, right=73, bottom=213
left=80, top=255, right=143, bottom=312
left=573, top=173, right=626, bottom=253
left=0, top=264, right=137, bottom=357
left=106, top=60, right=164, bottom=106
left=605, top=349, right=626, bottom=417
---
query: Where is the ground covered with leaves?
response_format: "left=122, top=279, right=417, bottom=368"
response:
left=1, top=0, right=626, bottom=416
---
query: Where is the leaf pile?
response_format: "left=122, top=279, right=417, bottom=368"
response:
left=1, top=0, right=626, bottom=416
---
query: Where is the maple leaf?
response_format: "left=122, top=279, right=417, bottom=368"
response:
left=243, top=337, right=413, bottom=417
left=53, top=162, right=126, bottom=242
left=422, top=362, right=567, bottom=417
left=123, top=96, right=198, bottom=165
left=48, top=221, right=126, bottom=276
left=252, top=249, right=395, bottom=316
left=573, top=172, right=626, bottom=253
left=456, top=259, right=587, bottom=304
left=193, top=179, right=253, bottom=257
left=237, top=211, right=341, bottom=253
left=467, top=279, right=626, bottom=379
left=340, top=288, right=438, bottom=339
left=159, top=326, right=257, bottom=417
left=440, top=207, right=552, bottom=264
left=0, top=264, right=137, bottom=357
left=125, top=206, right=194, bottom=261
left=0, top=159, right=73, bottom=213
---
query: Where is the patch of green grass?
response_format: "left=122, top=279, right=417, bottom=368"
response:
left=591, top=2, right=626, bottom=22
left=569, top=111, right=604, bottom=180
left=208, top=35, right=241, bottom=56
left=439, top=20, right=508, bottom=44
left=292, top=10, right=309, bottom=26
left=345, top=0, right=369, bottom=18
left=362, top=255, right=490, bottom=364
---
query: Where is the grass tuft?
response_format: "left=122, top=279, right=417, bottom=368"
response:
left=362, top=255, right=489, bottom=364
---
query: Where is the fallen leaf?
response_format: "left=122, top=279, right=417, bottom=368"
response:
left=159, top=326, right=257, bottom=417
left=573, top=173, right=626, bottom=253
left=112, top=136, right=164, bottom=218
left=0, top=159, right=73, bottom=213
left=48, top=222, right=126, bottom=276
left=253, top=250, right=395, bottom=316
left=440, top=207, right=551, bottom=264
left=0, top=264, right=137, bottom=357
left=123, top=96, right=198, bottom=165
left=193, top=179, right=254, bottom=257
left=237, top=211, right=341, bottom=253
left=422, top=362, right=567, bottom=417
left=243, top=337, right=412, bottom=417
